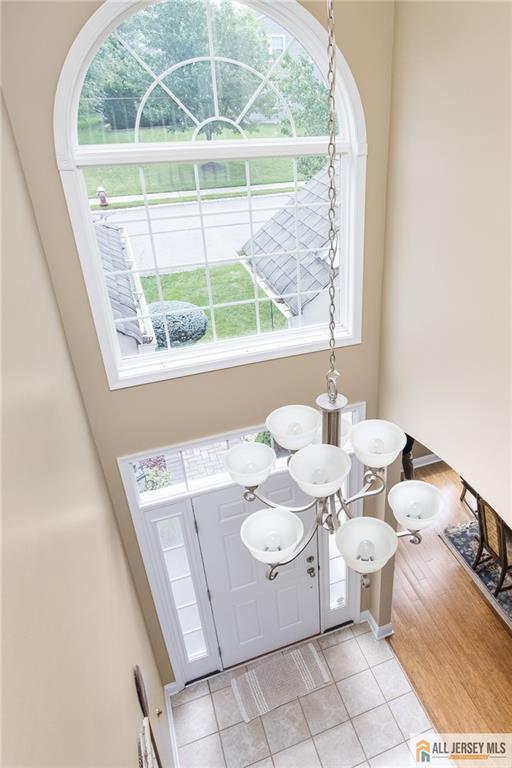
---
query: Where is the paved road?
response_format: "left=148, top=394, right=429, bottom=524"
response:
left=94, top=193, right=290, bottom=271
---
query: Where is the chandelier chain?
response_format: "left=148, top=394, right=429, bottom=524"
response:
left=326, top=0, right=339, bottom=404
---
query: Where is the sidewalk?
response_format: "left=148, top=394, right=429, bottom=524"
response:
left=88, top=180, right=301, bottom=205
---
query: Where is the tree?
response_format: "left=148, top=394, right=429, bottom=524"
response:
left=79, top=0, right=274, bottom=139
left=276, top=54, right=330, bottom=178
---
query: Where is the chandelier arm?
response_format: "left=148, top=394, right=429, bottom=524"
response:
left=335, top=491, right=354, bottom=521
left=243, top=488, right=318, bottom=514
left=328, top=494, right=340, bottom=530
left=341, top=472, right=386, bottom=506
left=265, top=500, right=326, bottom=580
left=396, top=530, right=422, bottom=545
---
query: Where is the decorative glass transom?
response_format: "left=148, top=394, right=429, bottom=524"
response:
left=79, top=0, right=333, bottom=145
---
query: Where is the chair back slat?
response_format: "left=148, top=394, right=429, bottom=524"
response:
left=483, top=501, right=501, bottom=555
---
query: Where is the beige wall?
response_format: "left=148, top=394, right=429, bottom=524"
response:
left=1, top=1, right=396, bottom=679
left=380, top=1, right=511, bottom=523
left=2, top=104, right=171, bottom=768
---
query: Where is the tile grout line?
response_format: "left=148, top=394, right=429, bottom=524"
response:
left=259, top=709, right=275, bottom=767
left=296, top=692, right=324, bottom=766
left=297, top=678, right=386, bottom=768
left=209, top=690, right=230, bottom=768
left=346, top=700, right=371, bottom=766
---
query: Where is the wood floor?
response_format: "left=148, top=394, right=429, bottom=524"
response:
left=389, top=462, right=512, bottom=733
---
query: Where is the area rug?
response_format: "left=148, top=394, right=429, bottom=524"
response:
left=441, top=521, right=512, bottom=630
left=231, top=642, right=330, bottom=722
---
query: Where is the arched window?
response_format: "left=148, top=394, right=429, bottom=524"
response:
left=55, top=0, right=366, bottom=389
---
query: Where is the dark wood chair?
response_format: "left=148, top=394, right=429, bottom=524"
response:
left=460, top=477, right=480, bottom=516
left=472, top=497, right=512, bottom=596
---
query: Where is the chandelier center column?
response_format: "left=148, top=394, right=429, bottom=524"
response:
left=316, top=392, right=349, bottom=447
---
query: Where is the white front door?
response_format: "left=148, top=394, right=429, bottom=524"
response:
left=193, top=472, right=320, bottom=668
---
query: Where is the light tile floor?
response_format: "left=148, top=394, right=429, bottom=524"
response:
left=170, top=622, right=432, bottom=768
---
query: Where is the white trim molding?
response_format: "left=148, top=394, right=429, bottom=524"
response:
left=164, top=683, right=180, bottom=768
left=54, top=0, right=367, bottom=389
left=413, top=453, right=442, bottom=469
left=359, top=610, right=394, bottom=640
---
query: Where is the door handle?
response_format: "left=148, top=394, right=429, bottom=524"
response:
left=307, top=566, right=316, bottom=578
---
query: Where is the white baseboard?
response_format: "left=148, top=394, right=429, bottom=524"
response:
left=359, top=610, right=394, bottom=640
left=164, top=683, right=180, bottom=768
left=413, top=453, right=441, bottom=469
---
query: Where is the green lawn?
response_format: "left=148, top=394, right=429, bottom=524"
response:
left=79, top=121, right=281, bottom=146
left=81, top=123, right=306, bottom=198
left=140, top=263, right=287, bottom=342
left=84, top=156, right=299, bottom=199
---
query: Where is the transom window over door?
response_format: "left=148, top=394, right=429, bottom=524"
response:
left=55, top=0, right=367, bottom=388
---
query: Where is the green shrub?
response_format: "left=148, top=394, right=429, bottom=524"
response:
left=149, top=300, right=208, bottom=348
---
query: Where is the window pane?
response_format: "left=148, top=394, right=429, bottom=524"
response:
left=182, top=440, right=232, bottom=491
left=270, top=37, right=330, bottom=138
left=163, top=546, right=190, bottom=580
left=328, top=534, right=339, bottom=559
left=117, top=2, right=209, bottom=71
left=330, top=580, right=346, bottom=609
left=184, top=629, right=207, bottom=661
left=157, top=517, right=184, bottom=549
left=330, top=556, right=346, bottom=584
left=210, top=261, right=254, bottom=305
left=132, top=453, right=187, bottom=502
left=178, top=604, right=202, bottom=634
left=214, top=303, right=257, bottom=340
left=171, top=576, right=196, bottom=609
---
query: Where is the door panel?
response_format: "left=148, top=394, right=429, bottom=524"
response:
left=193, top=472, right=320, bottom=668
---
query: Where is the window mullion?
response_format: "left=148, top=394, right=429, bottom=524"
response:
left=205, top=0, right=220, bottom=118
left=115, top=32, right=201, bottom=129
left=193, top=164, right=218, bottom=343
left=292, top=158, right=303, bottom=327
left=244, top=160, right=261, bottom=337
left=138, top=167, right=172, bottom=351
left=235, top=38, right=293, bottom=126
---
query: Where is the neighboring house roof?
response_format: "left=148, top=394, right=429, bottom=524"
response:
left=241, top=166, right=338, bottom=316
left=95, top=221, right=143, bottom=344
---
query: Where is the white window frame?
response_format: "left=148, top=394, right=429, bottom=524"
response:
left=54, top=0, right=367, bottom=390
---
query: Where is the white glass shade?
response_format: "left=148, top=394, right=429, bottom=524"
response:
left=240, top=507, right=304, bottom=564
left=388, top=480, right=444, bottom=530
left=349, top=419, right=406, bottom=468
left=225, top=443, right=275, bottom=487
left=335, top=517, right=398, bottom=574
left=266, top=405, right=321, bottom=451
left=288, top=444, right=351, bottom=498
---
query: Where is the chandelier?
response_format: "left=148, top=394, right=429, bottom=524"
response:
left=225, top=0, right=443, bottom=582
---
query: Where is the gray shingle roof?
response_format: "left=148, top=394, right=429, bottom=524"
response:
left=241, top=167, right=339, bottom=315
left=95, top=222, right=143, bottom=344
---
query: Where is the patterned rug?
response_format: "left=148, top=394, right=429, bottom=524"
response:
left=441, top=520, right=512, bottom=629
